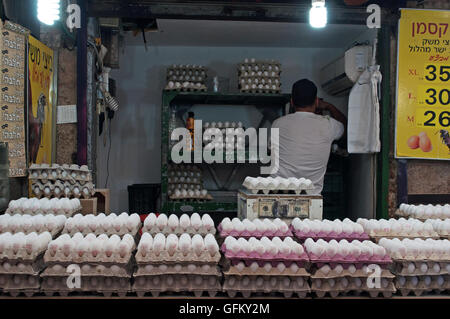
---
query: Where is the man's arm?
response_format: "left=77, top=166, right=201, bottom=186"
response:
left=317, top=100, right=347, bottom=127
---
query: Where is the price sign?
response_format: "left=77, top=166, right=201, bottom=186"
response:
left=395, top=9, right=450, bottom=160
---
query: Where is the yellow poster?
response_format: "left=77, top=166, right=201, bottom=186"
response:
left=395, top=9, right=450, bottom=160
left=28, top=35, right=54, bottom=164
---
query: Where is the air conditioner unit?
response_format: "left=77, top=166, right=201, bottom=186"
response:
left=320, top=45, right=372, bottom=96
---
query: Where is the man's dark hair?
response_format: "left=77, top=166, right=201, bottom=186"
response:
left=292, top=79, right=317, bottom=108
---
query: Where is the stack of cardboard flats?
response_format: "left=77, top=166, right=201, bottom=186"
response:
left=142, top=213, right=215, bottom=236
left=6, top=197, right=81, bottom=218
left=304, top=239, right=396, bottom=297
left=164, top=65, right=207, bottom=92
left=0, top=232, right=52, bottom=296
left=133, top=232, right=221, bottom=297
left=40, top=233, right=135, bottom=296
left=378, top=238, right=450, bottom=296
left=221, top=235, right=310, bottom=298
left=29, top=164, right=95, bottom=199
left=0, top=214, right=66, bottom=237
left=238, top=58, right=281, bottom=93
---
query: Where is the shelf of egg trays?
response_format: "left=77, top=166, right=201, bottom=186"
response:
left=164, top=65, right=207, bottom=92
left=218, top=218, right=292, bottom=243
left=243, top=176, right=314, bottom=195
left=238, top=60, right=281, bottom=94
left=425, top=219, right=450, bottom=239
left=221, top=236, right=310, bottom=298
left=0, top=232, right=53, bottom=296
left=133, top=233, right=221, bottom=297
left=395, top=203, right=450, bottom=221
left=378, top=238, right=450, bottom=296
left=168, top=164, right=212, bottom=201
left=290, top=218, right=369, bottom=243
left=29, top=163, right=95, bottom=199
left=304, top=239, right=396, bottom=298
left=6, top=197, right=82, bottom=218
left=0, top=214, right=67, bottom=238
left=142, top=213, right=215, bottom=237
left=356, top=218, right=440, bottom=243
left=40, top=233, right=135, bottom=297
left=62, top=213, right=142, bottom=238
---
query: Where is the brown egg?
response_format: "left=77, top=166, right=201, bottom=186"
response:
left=419, top=132, right=433, bottom=152
left=407, top=135, right=420, bottom=149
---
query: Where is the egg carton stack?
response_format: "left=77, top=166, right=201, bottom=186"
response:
left=357, top=218, right=439, bottom=242
left=6, top=197, right=82, bottom=218
left=218, top=218, right=292, bottom=240
left=0, top=214, right=67, bottom=237
left=167, top=164, right=212, bottom=201
left=304, top=239, right=395, bottom=298
left=221, top=236, right=310, bottom=298
left=425, top=219, right=450, bottom=239
left=378, top=238, right=450, bottom=296
left=291, top=218, right=369, bottom=242
left=164, top=65, right=207, bottom=92
left=40, top=233, right=135, bottom=297
left=0, top=232, right=52, bottom=296
left=29, top=163, right=95, bottom=199
left=202, top=122, right=246, bottom=153
left=238, top=58, right=281, bottom=93
left=142, top=213, right=215, bottom=236
left=133, top=233, right=221, bottom=297
left=396, top=203, right=450, bottom=221
left=243, top=176, right=314, bottom=195
left=62, top=213, right=142, bottom=237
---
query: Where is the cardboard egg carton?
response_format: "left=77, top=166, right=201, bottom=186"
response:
left=0, top=249, right=46, bottom=263
left=218, top=227, right=292, bottom=239
left=0, top=258, right=45, bottom=275
left=6, top=206, right=81, bottom=218
left=142, top=224, right=216, bottom=236
left=41, top=275, right=130, bottom=297
left=370, top=234, right=440, bottom=242
left=41, top=263, right=133, bottom=278
left=391, top=260, right=450, bottom=276
left=135, top=248, right=220, bottom=265
left=29, top=164, right=93, bottom=184
left=292, top=229, right=369, bottom=242
left=0, top=220, right=64, bottom=237
left=165, top=83, right=207, bottom=92
left=44, top=249, right=134, bottom=266
left=312, top=265, right=394, bottom=278
left=62, top=224, right=141, bottom=238
left=395, top=274, right=450, bottom=296
left=132, top=274, right=221, bottom=297
left=0, top=274, right=40, bottom=291
left=222, top=274, right=309, bottom=298
left=135, top=263, right=221, bottom=277
left=223, top=264, right=310, bottom=278
left=307, top=250, right=392, bottom=266
left=169, top=194, right=213, bottom=201
left=242, top=177, right=314, bottom=195
left=32, top=181, right=95, bottom=199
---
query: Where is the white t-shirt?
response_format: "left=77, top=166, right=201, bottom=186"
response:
left=271, top=111, right=344, bottom=194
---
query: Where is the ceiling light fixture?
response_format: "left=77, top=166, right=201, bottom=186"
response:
left=310, top=0, right=327, bottom=29
left=37, top=0, right=61, bottom=26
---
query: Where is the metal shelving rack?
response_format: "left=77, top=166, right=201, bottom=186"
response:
left=160, top=91, right=290, bottom=214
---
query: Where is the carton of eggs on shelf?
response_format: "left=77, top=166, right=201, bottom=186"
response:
left=243, top=176, right=313, bottom=194
left=6, top=197, right=81, bottom=217
left=221, top=236, right=308, bottom=267
left=63, top=213, right=141, bottom=236
left=170, top=188, right=211, bottom=200
left=32, top=180, right=95, bottom=199
left=165, top=65, right=207, bottom=92
left=218, top=218, right=292, bottom=238
left=238, top=59, right=281, bottom=93
left=135, top=233, right=220, bottom=264
left=142, top=213, right=215, bottom=236
left=44, top=233, right=135, bottom=264
left=356, top=218, right=439, bottom=239
left=29, top=163, right=92, bottom=183
left=291, top=218, right=369, bottom=241
left=397, top=203, right=450, bottom=220
left=0, top=214, right=66, bottom=235
left=377, top=238, right=450, bottom=261
left=425, top=219, right=450, bottom=237
left=0, top=232, right=52, bottom=260
left=303, top=238, right=391, bottom=264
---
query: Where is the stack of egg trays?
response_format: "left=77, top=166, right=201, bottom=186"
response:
left=291, top=228, right=369, bottom=243
left=217, top=225, right=292, bottom=240
left=164, top=65, right=207, bottom=92
left=238, top=59, right=281, bottom=94
left=32, top=180, right=95, bottom=199
left=308, top=255, right=395, bottom=298
left=168, top=165, right=202, bottom=191
left=6, top=201, right=82, bottom=218
left=391, top=256, right=450, bottom=296
left=142, top=221, right=216, bottom=237
left=132, top=235, right=221, bottom=297
left=0, top=240, right=48, bottom=296
left=40, top=237, right=134, bottom=297
left=242, top=177, right=315, bottom=195
left=221, top=241, right=310, bottom=298
left=0, top=214, right=65, bottom=238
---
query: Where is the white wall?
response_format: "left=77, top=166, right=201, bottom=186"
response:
left=97, top=38, right=349, bottom=212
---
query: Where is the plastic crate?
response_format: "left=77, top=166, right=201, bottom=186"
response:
left=128, top=184, right=161, bottom=214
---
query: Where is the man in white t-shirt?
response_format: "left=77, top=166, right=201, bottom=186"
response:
left=271, top=79, right=347, bottom=194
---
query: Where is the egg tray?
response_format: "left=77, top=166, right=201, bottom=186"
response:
left=134, top=264, right=221, bottom=277
left=164, top=86, right=208, bottom=92
left=306, top=251, right=392, bottom=266
left=391, top=260, right=450, bottom=276
left=310, top=277, right=396, bottom=298
left=369, top=234, right=440, bottom=242
left=0, top=225, right=64, bottom=237
left=291, top=229, right=369, bottom=242
left=28, top=164, right=92, bottom=181
left=242, top=186, right=313, bottom=195
left=0, top=257, right=45, bottom=275
left=237, top=61, right=281, bottom=69
left=222, top=275, right=309, bottom=298
left=41, top=262, right=134, bottom=278
left=0, top=249, right=47, bottom=263
left=5, top=207, right=82, bottom=218
left=0, top=288, right=40, bottom=297
left=169, top=194, right=213, bottom=201
left=312, top=266, right=394, bottom=279
left=41, top=275, right=130, bottom=297
left=29, top=173, right=93, bottom=185
left=32, top=182, right=95, bottom=199
left=132, top=274, right=221, bottom=297
left=141, top=225, right=216, bottom=236
left=395, top=275, right=450, bottom=296
left=223, top=264, right=310, bottom=278
left=0, top=274, right=40, bottom=291
left=217, top=225, right=292, bottom=239
left=61, top=225, right=141, bottom=238
left=168, top=179, right=202, bottom=185
left=43, top=250, right=134, bottom=266
left=135, top=249, right=221, bottom=265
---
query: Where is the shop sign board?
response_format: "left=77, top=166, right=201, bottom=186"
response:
left=395, top=9, right=450, bottom=160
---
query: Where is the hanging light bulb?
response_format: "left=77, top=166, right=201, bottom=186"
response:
left=310, top=0, right=327, bottom=28
left=37, top=0, right=61, bottom=26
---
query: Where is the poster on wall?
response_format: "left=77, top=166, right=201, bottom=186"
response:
left=28, top=35, right=54, bottom=165
left=395, top=9, right=450, bottom=160
left=0, top=21, right=28, bottom=177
